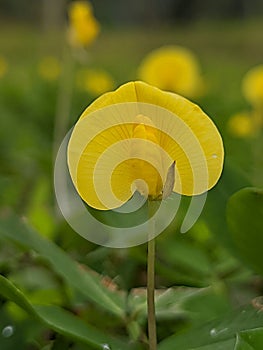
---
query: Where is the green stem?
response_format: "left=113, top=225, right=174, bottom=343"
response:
left=147, top=203, right=157, bottom=350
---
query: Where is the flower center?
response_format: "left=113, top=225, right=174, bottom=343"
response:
left=130, top=115, right=174, bottom=200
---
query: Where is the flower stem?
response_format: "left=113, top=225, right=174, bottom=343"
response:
left=147, top=202, right=157, bottom=350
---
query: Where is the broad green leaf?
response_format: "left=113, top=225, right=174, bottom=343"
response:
left=189, top=339, right=236, bottom=350
left=158, top=305, right=263, bottom=350
left=234, top=334, right=254, bottom=350
left=237, top=328, right=263, bottom=349
left=0, top=275, right=129, bottom=350
left=0, top=275, right=35, bottom=315
left=200, top=159, right=251, bottom=249
left=227, top=187, right=263, bottom=275
left=34, top=305, right=126, bottom=349
left=0, top=213, right=125, bottom=318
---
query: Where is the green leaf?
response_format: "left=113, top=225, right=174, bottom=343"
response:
left=129, top=288, right=207, bottom=319
left=189, top=339, right=236, bottom=350
left=0, top=213, right=125, bottom=318
left=130, top=286, right=230, bottom=325
left=129, top=287, right=196, bottom=321
left=237, top=328, right=263, bottom=349
left=226, top=187, right=263, bottom=275
left=158, top=305, right=263, bottom=350
left=199, top=159, right=251, bottom=251
left=0, top=274, right=35, bottom=315
left=0, top=275, right=129, bottom=350
left=234, top=334, right=254, bottom=350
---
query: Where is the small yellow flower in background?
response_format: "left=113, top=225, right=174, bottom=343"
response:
left=229, top=65, right=263, bottom=138
left=76, top=68, right=115, bottom=96
left=137, top=45, right=205, bottom=98
left=227, top=111, right=257, bottom=138
left=242, top=64, right=263, bottom=108
left=0, top=55, right=8, bottom=78
left=38, top=56, right=61, bottom=81
left=67, top=81, right=224, bottom=210
left=68, top=1, right=100, bottom=48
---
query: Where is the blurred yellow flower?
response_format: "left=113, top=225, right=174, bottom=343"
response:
left=242, top=64, right=263, bottom=107
left=38, top=56, right=61, bottom=81
left=137, top=45, right=204, bottom=98
left=227, top=112, right=257, bottom=137
left=0, top=55, right=8, bottom=78
left=67, top=81, right=224, bottom=210
left=68, top=1, right=100, bottom=48
left=76, top=68, right=115, bottom=96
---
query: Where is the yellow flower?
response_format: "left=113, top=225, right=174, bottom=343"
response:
left=68, top=1, right=99, bottom=48
left=67, top=81, right=224, bottom=210
left=227, top=111, right=261, bottom=138
left=76, top=68, right=115, bottom=96
left=227, top=112, right=256, bottom=138
left=242, top=64, right=263, bottom=107
left=38, top=56, right=61, bottom=81
left=0, top=55, right=8, bottom=78
left=137, top=46, right=204, bottom=98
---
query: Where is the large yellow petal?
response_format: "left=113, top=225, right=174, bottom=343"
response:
left=68, top=81, right=224, bottom=210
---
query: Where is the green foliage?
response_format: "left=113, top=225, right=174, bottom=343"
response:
left=158, top=305, right=263, bottom=350
left=0, top=213, right=125, bottom=318
left=0, top=212, right=261, bottom=349
left=0, top=275, right=128, bottom=350
left=227, top=187, right=263, bottom=275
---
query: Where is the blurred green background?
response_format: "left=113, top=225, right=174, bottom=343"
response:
left=0, top=1, right=263, bottom=349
